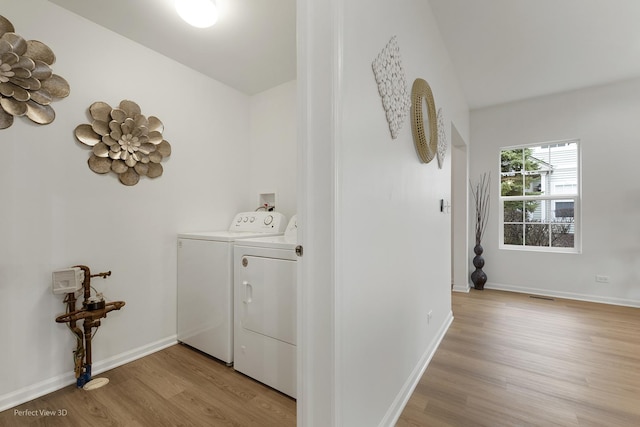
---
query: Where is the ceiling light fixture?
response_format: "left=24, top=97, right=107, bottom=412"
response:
left=175, top=0, right=219, bottom=28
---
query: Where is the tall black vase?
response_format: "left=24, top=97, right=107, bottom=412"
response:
left=470, top=243, right=487, bottom=290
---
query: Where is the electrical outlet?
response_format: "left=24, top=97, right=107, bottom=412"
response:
left=595, top=275, right=609, bottom=283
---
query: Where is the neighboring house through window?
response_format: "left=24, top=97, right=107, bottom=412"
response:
left=499, top=140, right=580, bottom=252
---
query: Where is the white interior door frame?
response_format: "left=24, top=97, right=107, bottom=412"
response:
left=296, top=0, right=343, bottom=425
left=451, top=122, right=470, bottom=293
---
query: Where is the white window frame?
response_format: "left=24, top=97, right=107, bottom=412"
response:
left=498, top=139, right=581, bottom=254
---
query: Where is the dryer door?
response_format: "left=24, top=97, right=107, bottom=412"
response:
left=238, top=256, right=297, bottom=345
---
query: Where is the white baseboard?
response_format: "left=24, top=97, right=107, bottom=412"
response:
left=0, top=336, right=177, bottom=413
left=379, top=311, right=454, bottom=427
left=452, top=282, right=470, bottom=293
left=486, top=282, right=640, bottom=308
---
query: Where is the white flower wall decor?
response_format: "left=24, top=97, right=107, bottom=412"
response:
left=372, top=36, right=411, bottom=139
left=436, top=108, right=448, bottom=169
left=74, top=100, right=172, bottom=186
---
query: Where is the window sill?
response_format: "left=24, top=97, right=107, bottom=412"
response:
left=499, top=244, right=581, bottom=254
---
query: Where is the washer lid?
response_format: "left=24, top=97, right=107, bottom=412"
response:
left=177, top=230, right=283, bottom=242
left=234, top=234, right=297, bottom=250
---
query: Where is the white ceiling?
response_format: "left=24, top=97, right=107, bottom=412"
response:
left=48, top=0, right=296, bottom=96
left=429, top=0, right=640, bottom=109
left=48, top=0, right=640, bottom=108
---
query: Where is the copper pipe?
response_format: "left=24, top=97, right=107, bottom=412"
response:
left=56, top=265, right=124, bottom=387
left=63, top=291, right=84, bottom=379
left=84, top=320, right=93, bottom=369
left=73, top=265, right=92, bottom=305
left=55, top=301, right=126, bottom=323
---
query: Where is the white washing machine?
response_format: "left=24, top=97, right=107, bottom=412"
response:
left=177, top=211, right=287, bottom=364
left=233, top=215, right=298, bottom=398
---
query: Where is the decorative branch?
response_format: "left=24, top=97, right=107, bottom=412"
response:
left=470, top=172, right=491, bottom=245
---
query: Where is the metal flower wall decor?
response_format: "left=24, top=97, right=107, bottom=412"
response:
left=372, top=36, right=411, bottom=139
left=74, top=100, right=172, bottom=186
left=0, top=15, right=70, bottom=129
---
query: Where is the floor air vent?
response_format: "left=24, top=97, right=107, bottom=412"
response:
left=529, top=295, right=555, bottom=301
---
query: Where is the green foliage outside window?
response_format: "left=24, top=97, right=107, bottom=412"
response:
left=500, top=144, right=577, bottom=249
left=501, top=148, right=541, bottom=224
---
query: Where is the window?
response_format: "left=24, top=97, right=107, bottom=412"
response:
left=499, top=140, right=580, bottom=252
left=555, top=201, right=574, bottom=218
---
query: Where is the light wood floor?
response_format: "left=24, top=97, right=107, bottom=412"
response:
left=397, top=289, right=640, bottom=426
left=2, top=290, right=638, bottom=426
left=0, top=344, right=296, bottom=427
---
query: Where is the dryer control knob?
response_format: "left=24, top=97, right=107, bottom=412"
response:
left=264, top=215, right=274, bottom=225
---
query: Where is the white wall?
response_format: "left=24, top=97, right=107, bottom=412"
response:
left=298, top=0, right=469, bottom=425
left=0, top=0, right=255, bottom=409
left=470, top=77, right=640, bottom=306
left=248, top=80, right=297, bottom=218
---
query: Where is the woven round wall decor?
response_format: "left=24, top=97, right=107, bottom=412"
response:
left=410, top=78, right=438, bottom=163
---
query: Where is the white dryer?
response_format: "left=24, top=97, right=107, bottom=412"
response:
left=177, top=211, right=287, bottom=364
left=233, top=215, right=298, bottom=398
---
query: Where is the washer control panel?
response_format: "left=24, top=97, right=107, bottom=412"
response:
left=229, top=211, right=287, bottom=233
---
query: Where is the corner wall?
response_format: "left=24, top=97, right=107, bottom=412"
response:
left=0, top=0, right=252, bottom=409
left=298, top=0, right=470, bottom=425
left=470, top=77, right=640, bottom=306
left=339, top=2, right=469, bottom=422
left=248, top=80, right=297, bottom=218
